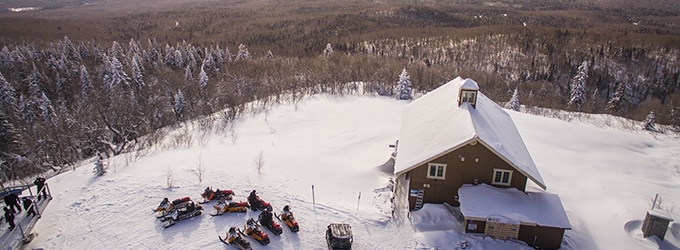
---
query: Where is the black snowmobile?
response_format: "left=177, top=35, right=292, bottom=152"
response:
left=160, top=199, right=203, bottom=228
left=219, top=227, right=253, bottom=250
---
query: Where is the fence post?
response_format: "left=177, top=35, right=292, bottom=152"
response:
left=311, top=185, right=315, bottom=207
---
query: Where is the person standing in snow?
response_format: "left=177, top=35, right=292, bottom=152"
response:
left=22, top=197, right=37, bottom=217
left=3, top=207, right=15, bottom=230
left=34, top=177, right=47, bottom=200
left=3, top=194, right=20, bottom=214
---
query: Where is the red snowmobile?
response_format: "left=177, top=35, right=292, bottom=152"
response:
left=243, top=218, right=270, bottom=245
left=200, top=187, right=234, bottom=203
left=247, top=190, right=272, bottom=211
left=277, top=205, right=299, bottom=232
left=258, top=208, right=283, bottom=236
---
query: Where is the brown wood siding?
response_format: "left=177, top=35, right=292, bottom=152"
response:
left=407, top=142, right=528, bottom=208
left=518, top=225, right=566, bottom=250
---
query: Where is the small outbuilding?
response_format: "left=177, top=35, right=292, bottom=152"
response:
left=642, top=209, right=673, bottom=240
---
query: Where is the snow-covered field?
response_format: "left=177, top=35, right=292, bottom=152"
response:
left=24, top=94, right=680, bottom=249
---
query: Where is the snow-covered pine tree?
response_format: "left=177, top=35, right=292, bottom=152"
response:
left=568, top=60, right=588, bottom=109
left=395, top=68, right=413, bottom=100
left=643, top=110, right=657, bottom=132
left=110, top=41, right=126, bottom=68
left=323, top=43, right=333, bottom=57
left=0, top=72, right=18, bottom=110
left=505, top=87, right=520, bottom=111
left=39, top=92, right=56, bottom=124
left=174, top=49, right=184, bottom=68
left=164, top=44, right=175, bottom=67
left=19, top=94, right=37, bottom=124
left=214, top=44, right=225, bottom=68
left=224, top=46, right=232, bottom=63
left=606, top=83, right=631, bottom=112
left=131, top=55, right=145, bottom=90
left=108, top=56, right=131, bottom=90
left=236, top=44, right=251, bottom=61
left=174, top=89, right=186, bottom=119
left=79, top=64, right=93, bottom=100
left=203, top=48, right=215, bottom=73
left=184, top=65, right=193, bottom=85
left=199, top=64, right=208, bottom=92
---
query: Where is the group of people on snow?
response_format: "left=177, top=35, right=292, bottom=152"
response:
left=3, top=177, right=47, bottom=231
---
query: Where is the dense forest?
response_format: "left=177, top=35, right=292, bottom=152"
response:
left=0, top=0, right=679, bottom=183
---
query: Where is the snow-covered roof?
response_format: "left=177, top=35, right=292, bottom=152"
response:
left=393, top=77, right=546, bottom=189
left=459, top=184, right=571, bottom=229
left=648, top=209, right=674, bottom=221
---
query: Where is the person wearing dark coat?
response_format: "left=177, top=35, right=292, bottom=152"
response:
left=3, top=194, right=20, bottom=214
left=6, top=193, right=20, bottom=214
left=22, top=197, right=37, bottom=217
left=34, top=177, right=47, bottom=200
left=3, top=207, right=15, bottom=231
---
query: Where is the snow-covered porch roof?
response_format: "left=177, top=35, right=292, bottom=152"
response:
left=458, top=184, right=571, bottom=229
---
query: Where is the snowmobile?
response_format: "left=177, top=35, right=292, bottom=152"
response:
left=200, top=187, right=234, bottom=203
left=243, top=218, right=270, bottom=245
left=159, top=199, right=203, bottom=228
left=210, top=200, right=250, bottom=216
left=219, top=227, right=252, bottom=250
left=154, top=196, right=191, bottom=218
left=258, top=208, right=283, bottom=236
left=247, top=190, right=272, bottom=211
left=277, top=206, right=299, bottom=232
left=326, top=223, right=353, bottom=249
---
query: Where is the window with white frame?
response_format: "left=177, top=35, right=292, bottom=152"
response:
left=427, top=163, right=446, bottom=180
left=492, top=169, right=513, bottom=186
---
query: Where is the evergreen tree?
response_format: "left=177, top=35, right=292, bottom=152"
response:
left=199, top=64, right=208, bottom=92
left=184, top=65, right=193, bottom=85
left=174, top=89, right=187, bottom=119
left=79, top=64, right=93, bottom=100
left=606, top=83, right=631, bottom=112
left=505, top=87, right=520, bottom=111
left=395, top=68, right=413, bottom=100
left=568, top=61, right=588, bottom=109
left=214, top=44, right=225, bottom=68
left=0, top=72, right=18, bottom=110
left=131, top=55, right=145, bottom=90
left=203, top=48, right=215, bottom=73
left=164, top=44, right=175, bottom=67
left=643, top=110, right=657, bottom=132
left=39, top=92, right=56, bottom=124
left=224, top=46, right=232, bottom=63
left=19, top=94, right=37, bottom=124
left=174, top=49, right=184, bottom=68
left=105, top=56, right=131, bottom=91
left=236, top=44, right=251, bottom=61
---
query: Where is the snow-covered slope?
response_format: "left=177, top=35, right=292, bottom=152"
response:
left=25, top=94, right=680, bottom=250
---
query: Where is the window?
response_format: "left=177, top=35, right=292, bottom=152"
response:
left=461, top=90, right=476, bottom=103
left=427, top=163, right=446, bottom=180
left=492, top=169, right=513, bottom=186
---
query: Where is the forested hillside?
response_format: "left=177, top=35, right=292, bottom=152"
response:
left=0, top=0, right=679, bottom=182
